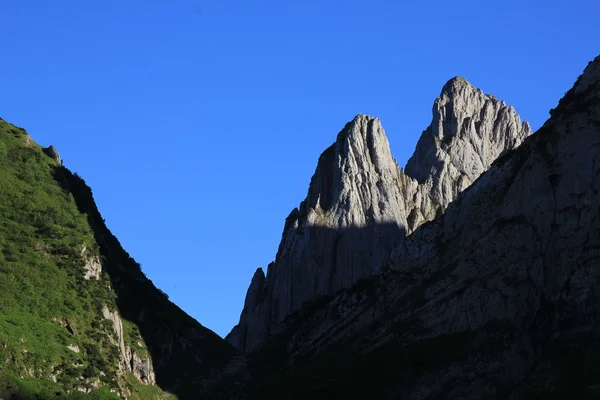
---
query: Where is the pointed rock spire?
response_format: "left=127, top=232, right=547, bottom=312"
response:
left=304, top=114, right=409, bottom=228
left=228, top=79, right=532, bottom=352
left=267, top=114, right=410, bottom=326
left=225, top=267, right=267, bottom=351
left=405, top=76, right=531, bottom=208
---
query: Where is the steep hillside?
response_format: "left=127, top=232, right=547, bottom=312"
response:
left=0, top=119, right=235, bottom=399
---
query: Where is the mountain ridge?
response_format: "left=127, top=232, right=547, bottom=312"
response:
left=208, top=53, right=600, bottom=400
left=227, top=76, right=532, bottom=352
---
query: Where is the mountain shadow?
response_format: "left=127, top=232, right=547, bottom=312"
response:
left=52, top=166, right=237, bottom=399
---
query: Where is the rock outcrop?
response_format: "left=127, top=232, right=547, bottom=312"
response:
left=43, top=145, right=62, bottom=165
left=404, top=77, right=531, bottom=228
left=228, top=78, right=531, bottom=351
left=101, top=305, right=155, bottom=385
left=82, top=246, right=102, bottom=280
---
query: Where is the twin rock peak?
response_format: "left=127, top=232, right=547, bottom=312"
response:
left=227, top=76, right=532, bottom=351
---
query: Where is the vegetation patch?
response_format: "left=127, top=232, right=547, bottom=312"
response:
left=0, top=119, right=175, bottom=398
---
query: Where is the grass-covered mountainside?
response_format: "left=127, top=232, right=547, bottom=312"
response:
left=0, top=118, right=235, bottom=399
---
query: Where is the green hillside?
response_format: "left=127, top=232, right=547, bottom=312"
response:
left=0, top=118, right=179, bottom=399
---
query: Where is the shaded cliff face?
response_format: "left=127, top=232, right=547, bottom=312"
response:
left=0, top=118, right=236, bottom=399
left=0, top=121, right=135, bottom=399
left=213, top=55, right=600, bottom=399
left=228, top=78, right=531, bottom=351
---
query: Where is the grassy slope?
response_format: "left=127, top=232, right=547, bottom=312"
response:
left=0, top=118, right=173, bottom=399
left=53, top=153, right=237, bottom=399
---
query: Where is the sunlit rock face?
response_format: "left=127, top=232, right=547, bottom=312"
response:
left=228, top=78, right=531, bottom=352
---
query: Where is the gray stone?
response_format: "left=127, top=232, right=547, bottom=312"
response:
left=126, top=347, right=155, bottom=385
left=244, top=55, right=600, bottom=399
left=67, top=344, right=80, bottom=353
left=404, top=76, right=531, bottom=229
left=43, top=145, right=62, bottom=165
left=82, top=251, right=102, bottom=280
left=228, top=78, right=531, bottom=352
left=102, top=305, right=156, bottom=385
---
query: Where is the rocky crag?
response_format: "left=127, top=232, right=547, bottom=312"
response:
left=206, top=55, right=600, bottom=399
left=227, top=76, right=532, bottom=352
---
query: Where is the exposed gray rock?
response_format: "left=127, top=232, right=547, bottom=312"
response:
left=43, top=145, right=62, bottom=165
left=67, top=344, right=80, bottom=353
left=81, top=246, right=102, bottom=280
left=83, top=257, right=101, bottom=280
left=228, top=78, right=531, bottom=352
left=268, top=115, right=411, bottom=321
left=102, top=305, right=156, bottom=385
left=126, top=347, right=155, bottom=385
left=221, top=55, right=600, bottom=399
left=102, top=305, right=128, bottom=369
left=404, top=76, right=531, bottom=228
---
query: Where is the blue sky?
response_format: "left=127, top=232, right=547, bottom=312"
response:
left=1, top=0, right=597, bottom=337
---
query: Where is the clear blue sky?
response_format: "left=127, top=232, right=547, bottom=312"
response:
left=1, top=0, right=597, bottom=337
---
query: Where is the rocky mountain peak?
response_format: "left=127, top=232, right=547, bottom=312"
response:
left=439, top=76, right=471, bottom=96
left=573, top=55, right=600, bottom=94
left=404, top=76, right=531, bottom=207
left=228, top=78, right=532, bottom=352
left=243, top=268, right=266, bottom=310
left=303, top=113, right=404, bottom=228
left=221, top=54, right=600, bottom=398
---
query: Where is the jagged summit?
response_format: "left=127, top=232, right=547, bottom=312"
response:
left=243, top=268, right=266, bottom=310
left=227, top=76, right=531, bottom=352
left=440, top=76, right=471, bottom=95
left=304, top=113, right=402, bottom=226
left=347, top=113, right=378, bottom=123
left=404, top=77, right=531, bottom=207
left=221, top=54, right=600, bottom=399
left=572, top=55, right=600, bottom=94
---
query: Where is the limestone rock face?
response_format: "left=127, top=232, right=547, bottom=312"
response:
left=269, top=116, right=411, bottom=319
left=82, top=247, right=102, bottom=280
left=102, top=305, right=129, bottom=369
left=240, top=55, right=600, bottom=399
left=43, top=145, right=62, bottom=165
left=102, top=305, right=156, bottom=385
left=126, top=348, right=155, bottom=385
left=228, top=79, right=531, bottom=352
left=404, top=77, right=532, bottom=228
